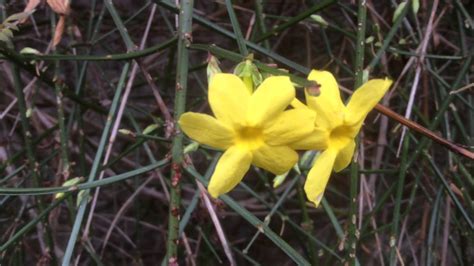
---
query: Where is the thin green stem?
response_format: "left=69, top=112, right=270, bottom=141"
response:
left=166, top=0, right=194, bottom=263
left=389, top=135, right=410, bottom=265
left=0, top=159, right=169, bottom=196
left=61, top=63, right=132, bottom=265
left=224, top=0, right=248, bottom=55
left=11, top=63, right=57, bottom=264
left=347, top=0, right=367, bottom=264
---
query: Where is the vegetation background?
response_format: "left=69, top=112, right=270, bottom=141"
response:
left=0, top=0, right=473, bottom=265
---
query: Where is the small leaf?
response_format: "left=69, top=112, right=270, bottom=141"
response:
left=393, top=2, right=407, bottom=23
left=273, top=171, right=289, bottom=188
left=362, top=69, right=369, bottom=84
left=5, top=11, right=32, bottom=23
left=142, top=124, right=158, bottom=135
left=365, top=36, right=374, bottom=44
left=118, top=128, right=133, bottom=136
left=292, top=163, right=301, bottom=175
left=398, top=38, right=407, bottom=45
left=206, top=54, right=222, bottom=83
left=77, top=190, right=89, bottom=207
left=0, top=33, right=11, bottom=43
left=26, top=108, right=33, bottom=118
left=55, top=177, right=83, bottom=199
left=412, top=0, right=420, bottom=15
left=310, top=14, right=328, bottom=28
left=62, top=177, right=83, bottom=187
left=20, top=47, right=41, bottom=55
left=184, top=141, right=200, bottom=154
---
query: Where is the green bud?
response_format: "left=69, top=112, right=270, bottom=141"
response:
left=362, top=69, right=369, bottom=84
left=310, top=15, right=329, bottom=28
left=142, top=124, right=158, bottom=135
left=119, top=129, right=133, bottom=136
left=77, top=190, right=89, bottom=207
left=207, top=54, right=222, bottom=83
left=365, top=36, right=374, bottom=44
left=26, top=108, right=33, bottom=118
left=20, top=47, right=41, bottom=55
left=233, top=54, right=262, bottom=93
left=393, top=2, right=407, bottom=23
left=184, top=141, right=200, bottom=154
left=54, top=177, right=83, bottom=199
left=273, top=171, right=289, bottom=188
left=412, top=0, right=420, bottom=15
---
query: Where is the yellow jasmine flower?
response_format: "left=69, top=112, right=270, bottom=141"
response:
left=290, top=70, right=393, bottom=207
left=179, top=73, right=315, bottom=198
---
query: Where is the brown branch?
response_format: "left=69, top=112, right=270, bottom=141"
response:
left=374, top=104, right=474, bottom=160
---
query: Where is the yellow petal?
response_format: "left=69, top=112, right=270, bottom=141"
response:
left=290, top=98, right=308, bottom=109
left=179, top=112, right=234, bottom=150
left=344, top=78, right=392, bottom=126
left=333, top=140, right=356, bottom=172
left=252, top=144, right=298, bottom=175
left=289, top=127, right=329, bottom=150
left=304, top=149, right=337, bottom=207
left=305, top=70, right=344, bottom=129
left=209, top=73, right=250, bottom=128
left=208, top=146, right=252, bottom=197
left=263, top=109, right=316, bottom=145
left=247, top=76, right=295, bottom=127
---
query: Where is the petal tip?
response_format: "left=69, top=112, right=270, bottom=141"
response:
left=207, top=186, right=220, bottom=198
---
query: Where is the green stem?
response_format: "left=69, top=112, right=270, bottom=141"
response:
left=346, top=0, right=367, bottom=264
left=353, top=0, right=367, bottom=87
left=297, top=181, right=318, bottom=265
left=12, top=63, right=57, bottom=264
left=389, top=135, right=410, bottom=265
left=224, top=0, right=248, bottom=55
left=61, top=63, right=132, bottom=265
left=166, top=0, right=194, bottom=263
left=0, top=37, right=177, bottom=62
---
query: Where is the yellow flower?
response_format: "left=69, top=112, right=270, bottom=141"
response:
left=290, top=70, right=393, bottom=207
left=179, top=73, right=316, bottom=198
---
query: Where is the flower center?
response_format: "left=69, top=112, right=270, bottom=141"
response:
left=234, top=127, right=264, bottom=150
left=329, top=125, right=352, bottom=150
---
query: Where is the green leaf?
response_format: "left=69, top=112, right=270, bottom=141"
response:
left=20, top=47, right=41, bottom=55
left=183, top=141, right=199, bottom=154
left=206, top=54, right=222, bottom=82
left=273, top=171, right=289, bottom=188
left=310, top=14, right=329, bottom=28
left=365, top=36, right=374, bottom=44
left=412, top=0, right=420, bottom=15
left=142, top=124, right=158, bottom=135
left=393, top=2, right=407, bottom=23
left=4, top=11, right=32, bottom=23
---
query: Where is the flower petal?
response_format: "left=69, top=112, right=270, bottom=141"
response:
left=209, top=73, right=250, bottom=128
left=263, top=108, right=316, bottom=145
left=344, top=78, right=392, bottom=127
left=247, top=76, right=295, bottom=127
left=290, top=98, right=308, bottom=109
left=289, top=127, right=329, bottom=150
left=179, top=112, right=235, bottom=150
left=252, top=144, right=298, bottom=175
left=304, top=149, right=337, bottom=207
left=208, top=146, right=252, bottom=197
left=333, top=140, right=356, bottom=172
left=305, top=70, right=344, bottom=129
